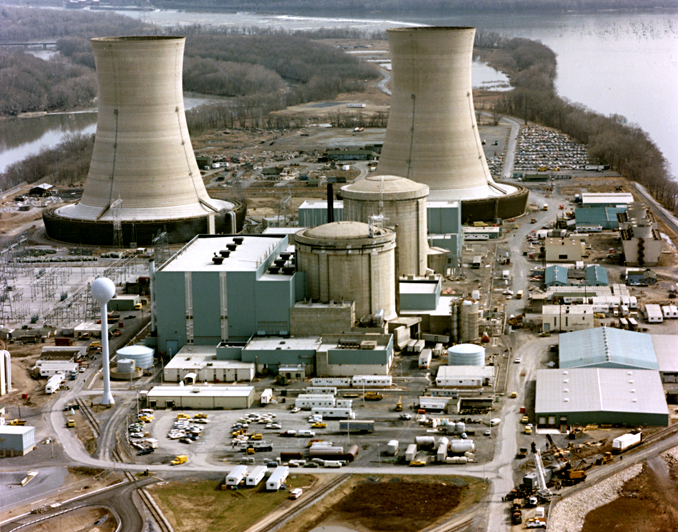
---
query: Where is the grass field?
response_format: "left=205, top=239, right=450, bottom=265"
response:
left=149, top=473, right=316, bottom=532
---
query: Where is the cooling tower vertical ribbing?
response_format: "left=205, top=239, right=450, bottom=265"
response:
left=376, top=27, right=527, bottom=221
left=44, top=36, right=244, bottom=245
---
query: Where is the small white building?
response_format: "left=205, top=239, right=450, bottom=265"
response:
left=661, top=305, right=678, bottom=319
left=435, top=365, right=495, bottom=387
left=163, top=346, right=255, bottom=383
left=226, top=465, right=249, bottom=487
left=542, top=305, right=595, bottom=333
left=295, top=394, right=336, bottom=409
left=146, top=385, right=255, bottom=409
left=34, top=361, right=79, bottom=377
left=646, top=304, right=664, bottom=323
left=45, top=373, right=66, bottom=394
left=266, top=466, right=289, bottom=491
left=544, top=238, right=584, bottom=263
left=245, top=465, right=267, bottom=487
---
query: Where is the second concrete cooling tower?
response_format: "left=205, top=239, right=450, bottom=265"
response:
left=44, top=36, right=244, bottom=245
left=376, top=27, right=527, bottom=222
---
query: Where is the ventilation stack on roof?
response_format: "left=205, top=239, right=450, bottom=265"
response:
left=375, top=27, right=528, bottom=222
left=43, top=36, right=245, bottom=245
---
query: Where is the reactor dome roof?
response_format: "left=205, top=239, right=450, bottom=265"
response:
left=303, top=221, right=391, bottom=240
left=342, top=175, right=429, bottom=200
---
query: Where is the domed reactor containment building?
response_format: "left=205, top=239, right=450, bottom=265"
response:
left=376, top=27, right=528, bottom=222
left=43, top=37, right=245, bottom=246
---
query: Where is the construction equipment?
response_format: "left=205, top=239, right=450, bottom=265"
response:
left=511, top=502, right=523, bottom=525
left=533, top=448, right=553, bottom=500
left=508, top=313, right=525, bottom=327
left=596, top=452, right=613, bottom=465
left=395, top=396, right=403, bottom=412
left=364, top=392, right=383, bottom=401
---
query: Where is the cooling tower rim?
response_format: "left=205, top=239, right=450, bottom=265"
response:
left=388, top=26, right=475, bottom=33
left=54, top=199, right=236, bottom=222
left=92, top=36, right=185, bottom=43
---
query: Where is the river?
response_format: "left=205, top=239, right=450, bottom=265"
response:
left=1, top=8, right=676, bottom=178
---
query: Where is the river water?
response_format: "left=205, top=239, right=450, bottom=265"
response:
left=1, top=8, right=676, bottom=178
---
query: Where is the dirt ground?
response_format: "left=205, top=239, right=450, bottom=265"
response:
left=291, top=476, right=487, bottom=532
left=582, top=455, right=678, bottom=532
left=21, top=506, right=117, bottom=532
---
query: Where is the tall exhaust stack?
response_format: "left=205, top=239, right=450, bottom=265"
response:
left=44, top=36, right=244, bottom=245
left=376, top=27, right=527, bottom=221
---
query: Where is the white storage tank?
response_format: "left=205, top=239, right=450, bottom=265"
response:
left=459, top=299, right=481, bottom=342
left=295, top=222, right=397, bottom=320
left=415, top=436, right=436, bottom=449
left=116, top=345, right=154, bottom=369
left=342, top=175, right=429, bottom=277
left=117, top=358, right=136, bottom=374
left=449, top=440, right=476, bottom=454
left=448, top=344, right=485, bottom=366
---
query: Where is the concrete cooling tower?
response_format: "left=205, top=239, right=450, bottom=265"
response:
left=376, top=27, right=527, bottom=222
left=43, top=36, right=245, bottom=245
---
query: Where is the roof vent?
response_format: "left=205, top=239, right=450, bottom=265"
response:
left=563, top=388, right=569, bottom=393
left=212, top=254, right=224, bottom=265
left=219, top=249, right=231, bottom=258
left=630, top=389, right=635, bottom=393
left=233, top=237, right=244, bottom=245
left=564, top=398, right=569, bottom=402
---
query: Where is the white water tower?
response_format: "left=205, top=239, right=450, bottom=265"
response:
left=92, top=277, right=116, bottom=405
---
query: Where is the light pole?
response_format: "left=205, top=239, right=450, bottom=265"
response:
left=377, top=444, right=381, bottom=467
left=92, top=277, right=116, bottom=405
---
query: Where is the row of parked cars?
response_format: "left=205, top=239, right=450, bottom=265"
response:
left=168, top=413, right=210, bottom=444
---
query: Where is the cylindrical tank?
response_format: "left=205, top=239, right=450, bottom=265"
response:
left=455, top=422, right=466, bottom=434
left=415, top=436, right=436, bottom=449
left=280, top=451, right=304, bottom=462
left=295, top=222, right=397, bottom=320
left=116, top=345, right=154, bottom=369
left=344, top=445, right=359, bottom=462
left=48, top=36, right=239, bottom=245
left=308, top=447, right=345, bottom=458
left=342, top=175, right=429, bottom=276
left=459, top=300, right=481, bottom=343
left=449, top=440, right=476, bottom=454
left=116, top=358, right=136, bottom=374
left=447, top=343, right=485, bottom=366
left=375, top=27, right=527, bottom=220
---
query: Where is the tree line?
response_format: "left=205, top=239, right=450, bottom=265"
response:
left=150, top=0, right=676, bottom=14
left=489, top=33, right=677, bottom=214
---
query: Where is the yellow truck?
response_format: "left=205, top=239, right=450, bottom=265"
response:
left=67, top=419, right=76, bottom=428
left=170, top=455, right=188, bottom=466
left=176, top=413, right=191, bottom=420
left=9, top=419, right=27, bottom=426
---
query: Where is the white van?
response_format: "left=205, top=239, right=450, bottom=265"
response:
left=290, top=488, right=303, bottom=499
left=324, top=460, right=342, bottom=468
left=489, top=418, right=501, bottom=427
left=297, top=430, right=316, bottom=437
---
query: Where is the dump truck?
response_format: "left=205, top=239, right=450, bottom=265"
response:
left=170, top=455, right=188, bottom=466
left=511, top=503, right=522, bottom=525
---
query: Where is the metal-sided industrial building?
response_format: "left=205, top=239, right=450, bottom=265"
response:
left=558, top=327, right=659, bottom=370
left=0, top=426, right=36, bottom=456
left=162, top=345, right=255, bottom=383
left=535, top=368, right=668, bottom=427
left=435, top=366, right=495, bottom=387
left=542, top=305, right=594, bottom=333
left=145, top=385, right=255, bottom=409
left=154, top=235, right=306, bottom=354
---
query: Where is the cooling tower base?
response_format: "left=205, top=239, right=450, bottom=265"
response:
left=459, top=183, right=529, bottom=223
left=43, top=201, right=247, bottom=246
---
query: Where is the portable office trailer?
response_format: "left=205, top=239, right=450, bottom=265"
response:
left=306, top=387, right=338, bottom=395
left=352, top=375, right=393, bottom=387
left=645, top=304, right=663, bottom=323
left=418, top=348, right=432, bottom=369
left=311, top=377, right=351, bottom=387
left=405, top=443, right=417, bottom=462
left=628, top=317, right=639, bottom=330
left=312, top=407, right=354, bottom=419
left=433, top=343, right=444, bottom=358
left=662, top=305, right=678, bottom=318
left=260, top=389, right=273, bottom=405
left=335, top=399, right=353, bottom=408
left=266, top=466, right=289, bottom=491
left=472, top=256, right=482, bottom=269
left=245, top=465, right=267, bottom=487
left=295, top=394, right=336, bottom=409
left=338, top=420, right=374, bottom=433
left=226, top=465, right=248, bottom=486
left=422, top=333, right=450, bottom=344
left=619, top=317, right=629, bottom=329
left=405, top=339, right=418, bottom=353
left=36, top=362, right=79, bottom=377
left=45, top=373, right=65, bottom=394
left=412, top=340, right=425, bottom=354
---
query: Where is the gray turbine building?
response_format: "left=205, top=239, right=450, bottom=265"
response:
left=44, top=36, right=244, bottom=245
left=376, top=27, right=527, bottom=222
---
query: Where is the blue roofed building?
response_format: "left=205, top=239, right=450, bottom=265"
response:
left=545, top=265, right=569, bottom=287
left=585, top=264, right=608, bottom=286
left=575, top=206, right=627, bottom=230
left=559, top=327, right=658, bottom=370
